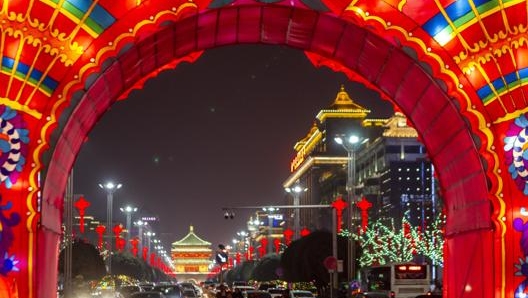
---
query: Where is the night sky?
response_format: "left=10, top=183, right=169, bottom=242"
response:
left=72, top=44, right=393, bottom=251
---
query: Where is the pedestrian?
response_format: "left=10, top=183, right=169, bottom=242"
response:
left=232, top=287, right=243, bottom=298
left=216, top=285, right=232, bottom=298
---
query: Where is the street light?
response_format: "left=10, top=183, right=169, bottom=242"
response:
left=120, top=205, right=138, bottom=248
left=285, top=185, right=307, bottom=240
left=334, top=134, right=368, bottom=282
left=144, top=231, right=156, bottom=253
left=134, top=220, right=148, bottom=249
left=99, top=181, right=122, bottom=275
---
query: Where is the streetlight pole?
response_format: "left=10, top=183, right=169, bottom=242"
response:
left=120, top=205, right=138, bottom=248
left=135, top=220, right=147, bottom=249
left=285, top=185, right=307, bottom=240
left=335, top=135, right=367, bottom=282
left=98, top=181, right=122, bottom=276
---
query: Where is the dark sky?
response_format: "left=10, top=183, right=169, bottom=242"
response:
left=72, top=44, right=393, bottom=251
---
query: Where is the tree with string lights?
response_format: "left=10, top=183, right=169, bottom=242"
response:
left=353, top=210, right=445, bottom=268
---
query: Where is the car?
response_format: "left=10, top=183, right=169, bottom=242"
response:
left=139, top=283, right=156, bottom=292
left=267, top=288, right=287, bottom=298
left=182, top=288, right=200, bottom=298
left=350, top=292, right=391, bottom=298
left=117, top=285, right=143, bottom=298
left=130, top=291, right=167, bottom=298
left=233, top=286, right=255, bottom=292
left=152, top=284, right=184, bottom=298
left=244, top=290, right=272, bottom=298
left=289, top=290, right=314, bottom=298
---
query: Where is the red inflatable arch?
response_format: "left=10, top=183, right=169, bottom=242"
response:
left=0, top=1, right=525, bottom=297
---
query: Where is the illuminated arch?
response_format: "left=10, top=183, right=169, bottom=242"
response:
left=0, top=1, right=525, bottom=297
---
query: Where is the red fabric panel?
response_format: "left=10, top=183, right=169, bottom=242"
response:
left=421, top=104, right=465, bottom=157
left=432, top=129, right=474, bottom=175
left=356, top=34, right=390, bottom=83
left=333, top=24, right=366, bottom=71
left=102, top=63, right=125, bottom=103
left=37, top=228, right=60, bottom=298
left=261, top=6, right=291, bottom=44
left=310, top=15, right=345, bottom=57
left=216, top=7, right=239, bottom=46
left=118, top=45, right=141, bottom=90
left=237, top=7, right=263, bottom=43
left=286, top=9, right=318, bottom=49
left=196, top=12, right=217, bottom=49
left=393, top=64, right=431, bottom=113
left=444, top=230, right=494, bottom=298
left=174, top=16, right=198, bottom=56
left=154, top=27, right=176, bottom=66
left=376, top=49, right=414, bottom=96
left=443, top=173, right=491, bottom=234
left=137, top=35, right=158, bottom=75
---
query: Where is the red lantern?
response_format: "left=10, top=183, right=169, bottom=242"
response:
left=113, top=224, right=124, bottom=250
left=74, top=196, right=91, bottom=234
left=356, top=196, right=372, bottom=233
left=130, top=238, right=139, bottom=257
left=248, top=246, right=254, bottom=260
left=283, top=228, right=293, bottom=246
left=95, top=225, right=106, bottom=250
left=331, top=196, right=348, bottom=233
left=150, top=252, right=155, bottom=265
left=300, top=228, right=310, bottom=237
left=142, top=247, right=148, bottom=261
left=236, top=252, right=241, bottom=264
left=273, top=238, right=281, bottom=253
left=258, top=238, right=268, bottom=257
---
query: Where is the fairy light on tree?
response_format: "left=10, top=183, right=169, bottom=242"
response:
left=358, top=210, right=445, bottom=267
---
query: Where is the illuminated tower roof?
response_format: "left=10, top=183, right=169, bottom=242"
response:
left=316, top=84, right=371, bottom=122
left=172, top=225, right=211, bottom=247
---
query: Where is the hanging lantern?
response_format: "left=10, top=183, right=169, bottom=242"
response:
left=74, top=196, right=91, bottom=234
left=300, top=228, right=310, bottom=237
left=331, top=196, right=348, bottom=233
left=113, top=224, right=124, bottom=251
left=248, top=245, right=254, bottom=260
left=236, top=252, right=241, bottom=264
left=356, top=196, right=372, bottom=233
left=142, top=247, right=148, bottom=261
left=258, top=238, right=268, bottom=257
left=150, top=252, right=155, bottom=265
left=95, top=225, right=106, bottom=250
left=130, top=238, right=139, bottom=257
left=283, top=228, right=293, bottom=246
left=273, top=238, right=281, bottom=253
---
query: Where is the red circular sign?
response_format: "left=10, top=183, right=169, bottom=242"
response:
left=323, top=256, right=337, bottom=270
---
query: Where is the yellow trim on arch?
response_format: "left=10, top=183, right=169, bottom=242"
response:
left=0, top=97, right=42, bottom=119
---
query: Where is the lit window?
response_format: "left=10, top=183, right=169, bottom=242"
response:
left=407, top=168, right=410, bottom=172
left=416, top=177, right=420, bottom=180
left=398, top=177, right=402, bottom=180
left=398, top=168, right=402, bottom=172
left=416, top=168, right=420, bottom=172
left=417, top=188, right=420, bottom=191
left=406, top=177, right=410, bottom=180
left=426, top=188, right=430, bottom=191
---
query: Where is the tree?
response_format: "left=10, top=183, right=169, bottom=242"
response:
left=251, top=254, right=281, bottom=281
left=358, top=211, right=445, bottom=267
left=58, top=239, right=106, bottom=281
left=112, top=252, right=150, bottom=281
left=280, top=231, right=349, bottom=287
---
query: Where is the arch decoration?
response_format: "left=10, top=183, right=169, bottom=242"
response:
left=0, top=0, right=526, bottom=297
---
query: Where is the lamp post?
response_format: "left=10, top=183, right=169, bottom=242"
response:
left=285, top=185, right=307, bottom=240
left=144, top=231, right=156, bottom=253
left=120, top=205, right=137, bottom=248
left=134, top=220, right=147, bottom=250
left=335, top=135, right=367, bottom=282
left=236, top=231, right=248, bottom=256
left=98, top=181, right=122, bottom=275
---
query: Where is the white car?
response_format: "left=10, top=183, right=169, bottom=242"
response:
left=267, top=288, right=287, bottom=298
left=289, top=290, right=315, bottom=298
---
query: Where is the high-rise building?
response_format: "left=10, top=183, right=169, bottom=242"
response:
left=283, top=85, right=438, bottom=235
